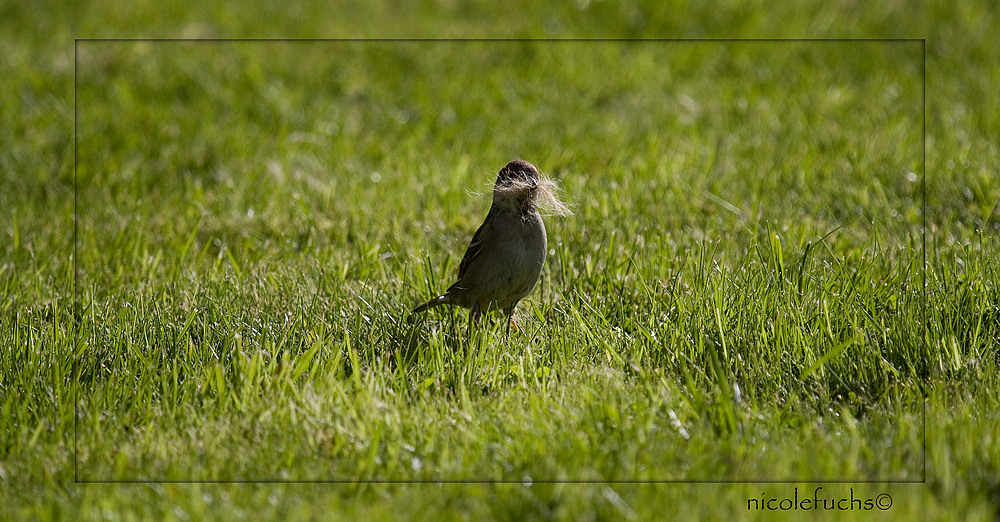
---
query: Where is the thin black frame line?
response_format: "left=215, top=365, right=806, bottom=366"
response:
left=71, top=37, right=925, bottom=43
left=72, top=38, right=927, bottom=486
left=76, top=479, right=927, bottom=485
left=73, top=472, right=929, bottom=485
left=920, top=37, right=928, bottom=486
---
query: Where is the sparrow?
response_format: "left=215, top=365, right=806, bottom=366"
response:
left=412, top=160, right=548, bottom=328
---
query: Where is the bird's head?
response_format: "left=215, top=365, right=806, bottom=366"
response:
left=493, top=160, right=540, bottom=211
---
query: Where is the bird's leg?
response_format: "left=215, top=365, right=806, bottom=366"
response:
left=467, top=302, right=481, bottom=346
left=504, top=301, right=518, bottom=338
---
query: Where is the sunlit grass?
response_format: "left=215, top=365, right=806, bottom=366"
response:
left=2, top=7, right=999, bottom=520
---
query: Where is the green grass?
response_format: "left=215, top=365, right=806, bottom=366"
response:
left=3, top=1, right=1000, bottom=520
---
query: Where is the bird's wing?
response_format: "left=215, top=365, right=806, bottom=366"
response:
left=456, top=207, right=495, bottom=281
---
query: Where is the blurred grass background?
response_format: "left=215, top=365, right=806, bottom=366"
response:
left=2, top=0, right=999, bottom=520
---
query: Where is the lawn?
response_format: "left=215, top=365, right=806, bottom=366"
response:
left=2, top=2, right=999, bottom=520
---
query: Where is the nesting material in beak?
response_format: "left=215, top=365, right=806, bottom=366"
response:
left=490, top=172, right=572, bottom=217
left=533, top=174, right=572, bottom=217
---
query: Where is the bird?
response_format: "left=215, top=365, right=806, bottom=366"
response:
left=412, top=160, right=548, bottom=332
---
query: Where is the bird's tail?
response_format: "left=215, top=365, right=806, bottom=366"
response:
left=411, top=294, right=451, bottom=315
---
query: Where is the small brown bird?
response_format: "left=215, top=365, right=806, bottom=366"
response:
left=412, top=160, right=548, bottom=328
